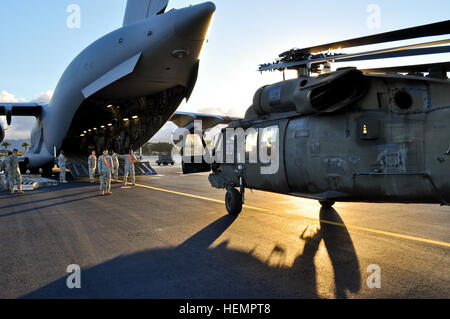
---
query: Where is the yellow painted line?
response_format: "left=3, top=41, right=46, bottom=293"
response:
left=133, top=182, right=450, bottom=248
left=134, top=183, right=225, bottom=205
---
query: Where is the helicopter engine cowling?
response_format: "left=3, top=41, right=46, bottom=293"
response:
left=0, top=122, right=4, bottom=143
left=246, top=68, right=367, bottom=118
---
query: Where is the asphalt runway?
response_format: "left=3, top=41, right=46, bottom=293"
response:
left=0, top=164, right=449, bottom=299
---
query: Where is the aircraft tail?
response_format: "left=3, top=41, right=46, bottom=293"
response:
left=123, top=0, right=169, bottom=26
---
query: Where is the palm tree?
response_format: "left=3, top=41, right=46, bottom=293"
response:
left=1, top=141, right=11, bottom=150
left=21, top=141, right=31, bottom=154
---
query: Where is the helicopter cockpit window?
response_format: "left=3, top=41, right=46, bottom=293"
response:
left=212, top=132, right=224, bottom=163
left=222, top=129, right=251, bottom=164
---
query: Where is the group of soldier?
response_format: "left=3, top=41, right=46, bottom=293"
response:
left=0, top=149, right=24, bottom=195
left=87, top=149, right=138, bottom=196
left=1, top=148, right=138, bottom=196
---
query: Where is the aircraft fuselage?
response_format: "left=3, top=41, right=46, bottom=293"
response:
left=26, top=2, right=215, bottom=168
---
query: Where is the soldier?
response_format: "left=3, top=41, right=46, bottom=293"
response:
left=7, top=149, right=24, bottom=195
left=111, top=150, right=120, bottom=183
left=58, top=150, right=68, bottom=183
left=88, top=150, right=97, bottom=183
left=2, top=151, right=12, bottom=192
left=1, top=155, right=9, bottom=192
left=121, top=149, right=137, bottom=186
left=98, top=149, right=113, bottom=196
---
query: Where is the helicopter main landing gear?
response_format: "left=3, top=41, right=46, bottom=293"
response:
left=225, top=165, right=246, bottom=216
left=225, top=188, right=243, bottom=216
left=319, top=200, right=335, bottom=208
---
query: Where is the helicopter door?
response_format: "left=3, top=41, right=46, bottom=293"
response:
left=243, top=121, right=289, bottom=193
left=284, top=118, right=311, bottom=194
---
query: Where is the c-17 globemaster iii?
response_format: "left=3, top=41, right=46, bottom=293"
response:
left=0, top=0, right=235, bottom=175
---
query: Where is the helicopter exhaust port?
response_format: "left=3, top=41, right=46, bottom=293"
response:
left=246, top=68, right=368, bottom=119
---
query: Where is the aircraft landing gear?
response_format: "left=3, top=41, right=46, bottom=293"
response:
left=41, top=163, right=54, bottom=177
left=319, top=200, right=335, bottom=208
left=19, top=161, right=28, bottom=175
left=225, top=188, right=243, bottom=216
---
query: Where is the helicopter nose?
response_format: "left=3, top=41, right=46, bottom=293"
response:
left=174, top=2, right=216, bottom=41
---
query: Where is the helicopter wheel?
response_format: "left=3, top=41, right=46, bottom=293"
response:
left=319, top=200, right=335, bottom=208
left=225, top=188, right=242, bottom=216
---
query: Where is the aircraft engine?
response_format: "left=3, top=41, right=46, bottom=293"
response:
left=0, top=122, right=4, bottom=143
left=247, top=68, right=367, bottom=118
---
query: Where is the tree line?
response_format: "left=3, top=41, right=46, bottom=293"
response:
left=1, top=141, right=30, bottom=155
left=140, top=142, right=174, bottom=156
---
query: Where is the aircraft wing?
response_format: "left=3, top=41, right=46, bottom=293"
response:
left=123, top=0, right=169, bottom=26
left=0, top=103, right=43, bottom=125
left=170, top=111, right=241, bottom=131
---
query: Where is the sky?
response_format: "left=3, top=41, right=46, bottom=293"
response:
left=0, top=0, right=449, bottom=140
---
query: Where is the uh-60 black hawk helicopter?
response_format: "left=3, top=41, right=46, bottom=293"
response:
left=203, top=20, right=450, bottom=215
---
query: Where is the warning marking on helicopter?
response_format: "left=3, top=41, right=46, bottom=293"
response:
left=133, top=182, right=450, bottom=249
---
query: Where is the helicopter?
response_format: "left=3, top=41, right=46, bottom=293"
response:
left=203, top=20, right=450, bottom=215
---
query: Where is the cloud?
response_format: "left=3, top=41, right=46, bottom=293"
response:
left=0, top=90, right=53, bottom=140
left=194, top=106, right=242, bottom=117
left=30, top=90, right=53, bottom=104
left=0, top=90, right=26, bottom=103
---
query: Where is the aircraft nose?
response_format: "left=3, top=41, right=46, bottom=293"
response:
left=174, top=2, right=216, bottom=41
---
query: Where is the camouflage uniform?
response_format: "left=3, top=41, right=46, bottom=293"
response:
left=1, top=158, right=9, bottom=191
left=111, top=152, right=120, bottom=182
left=98, top=154, right=113, bottom=194
left=121, top=153, right=137, bottom=186
left=58, top=153, right=68, bottom=183
left=88, top=154, right=97, bottom=183
left=7, top=154, right=22, bottom=193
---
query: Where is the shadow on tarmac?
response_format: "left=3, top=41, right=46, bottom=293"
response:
left=22, top=207, right=360, bottom=299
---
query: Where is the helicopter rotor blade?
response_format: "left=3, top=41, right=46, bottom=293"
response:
left=259, top=38, right=450, bottom=72
left=361, top=61, right=450, bottom=74
left=280, top=20, right=450, bottom=57
left=339, top=45, right=450, bottom=62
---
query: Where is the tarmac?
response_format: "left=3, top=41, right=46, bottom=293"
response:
left=0, top=164, right=449, bottom=299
